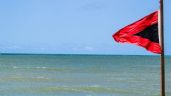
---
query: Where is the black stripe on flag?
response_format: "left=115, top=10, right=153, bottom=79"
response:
left=134, top=23, right=159, bottom=43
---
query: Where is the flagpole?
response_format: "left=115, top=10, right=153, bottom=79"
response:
left=159, top=0, right=165, bottom=96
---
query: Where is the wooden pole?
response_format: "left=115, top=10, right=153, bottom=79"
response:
left=159, top=0, right=165, bottom=96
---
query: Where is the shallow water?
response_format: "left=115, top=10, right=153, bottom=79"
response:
left=0, top=55, right=170, bottom=96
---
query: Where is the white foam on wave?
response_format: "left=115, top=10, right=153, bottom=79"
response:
left=90, top=85, right=100, bottom=87
left=36, top=67, right=47, bottom=69
left=36, top=76, right=49, bottom=79
left=13, top=66, right=18, bottom=69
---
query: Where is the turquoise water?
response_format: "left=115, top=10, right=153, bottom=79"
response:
left=0, top=55, right=170, bottom=96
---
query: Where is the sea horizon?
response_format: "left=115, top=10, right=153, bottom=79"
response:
left=1, top=53, right=171, bottom=56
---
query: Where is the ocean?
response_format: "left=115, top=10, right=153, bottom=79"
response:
left=0, top=54, right=170, bottom=96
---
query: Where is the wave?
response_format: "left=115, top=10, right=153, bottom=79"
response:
left=0, top=86, right=138, bottom=94
left=12, top=66, right=69, bottom=71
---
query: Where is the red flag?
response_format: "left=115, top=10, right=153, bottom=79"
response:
left=113, top=11, right=161, bottom=54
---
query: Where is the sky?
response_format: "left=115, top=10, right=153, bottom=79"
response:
left=0, top=0, right=170, bottom=55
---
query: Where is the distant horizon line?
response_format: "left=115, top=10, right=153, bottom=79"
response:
left=0, top=53, right=170, bottom=56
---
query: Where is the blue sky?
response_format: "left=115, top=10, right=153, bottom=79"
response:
left=0, top=0, right=170, bottom=55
